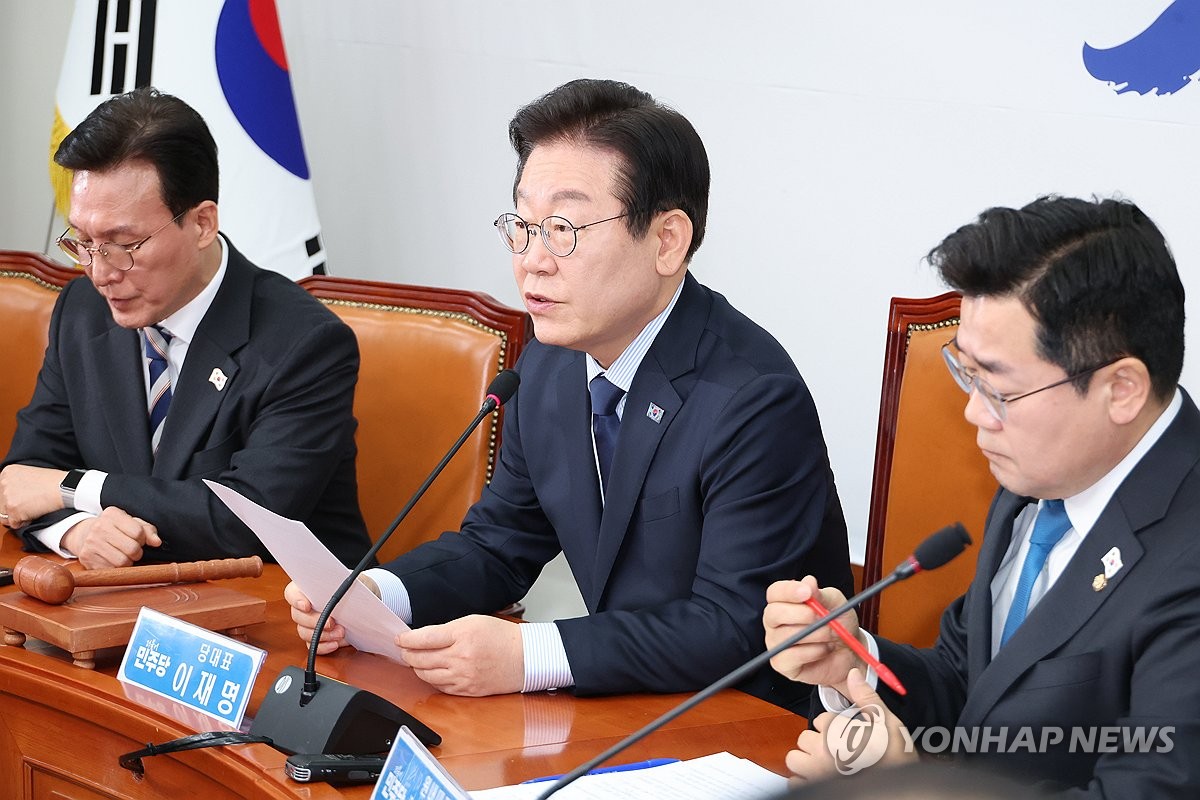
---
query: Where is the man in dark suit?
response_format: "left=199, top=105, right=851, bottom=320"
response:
left=0, top=87, right=371, bottom=569
left=764, top=196, right=1200, bottom=796
left=287, top=78, right=852, bottom=710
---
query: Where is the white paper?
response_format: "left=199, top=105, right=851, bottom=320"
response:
left=206, top=480, right=409, bottom=662
left=469, top=752, right=786, bottom=800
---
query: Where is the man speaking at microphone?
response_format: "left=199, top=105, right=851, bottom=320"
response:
left=765, top=196, right=1200, bottom=795
left=286, top=78, right=852, bottom=710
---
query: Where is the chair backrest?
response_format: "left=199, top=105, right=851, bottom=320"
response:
left=299, top=276, right=532, bottom=563
left=860, top=292, right=998, bottom=647
left=0, top=251, right=82, bottom=458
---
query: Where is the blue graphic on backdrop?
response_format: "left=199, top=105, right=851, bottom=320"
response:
left=1083, top=0, right=1200, bottom=95
left=214, top=0, right=310, bottom=178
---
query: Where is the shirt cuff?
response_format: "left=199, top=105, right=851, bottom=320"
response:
left=364, top=567, right=413, bottom=625
left=816, top=630, right=881, bottom=712
left=520, top=622, right=575, bottom=693
left=33, top=512, right=96, bottom=557
left=73, top=469, right=106, bottom=515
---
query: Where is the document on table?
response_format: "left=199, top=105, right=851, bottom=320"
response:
left=205, top=480, right=409, bottom=663
left=468, top=752, right=787, bottom=799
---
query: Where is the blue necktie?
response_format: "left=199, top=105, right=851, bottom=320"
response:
left=589, top=375, right=624, bottom=496
left=1000, top=499, right=1072, bottom=647
left=143, top=325, right=174, bottom=456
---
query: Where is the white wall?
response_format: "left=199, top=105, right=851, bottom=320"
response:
left=4, top=1, right=1198, bottom=577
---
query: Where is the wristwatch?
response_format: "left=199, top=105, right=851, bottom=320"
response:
left=59, top=469, right=86, bottom=509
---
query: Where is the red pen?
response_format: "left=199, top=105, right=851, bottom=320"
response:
left=804, top=597, right=907, bottom=696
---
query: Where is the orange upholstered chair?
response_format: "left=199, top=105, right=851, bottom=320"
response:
left=859, top=292, right=998, bottom=647
left=299, top=276, right=532, bottom=564
left=0, top=251, right=82, bottom=459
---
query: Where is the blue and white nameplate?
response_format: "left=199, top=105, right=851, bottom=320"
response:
left=117, top=606, right=266, bottom=728
left=372, top=726, right=469, bottom=800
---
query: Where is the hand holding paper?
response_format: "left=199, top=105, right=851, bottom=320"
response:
left=206, top=480, right=409, bottom=662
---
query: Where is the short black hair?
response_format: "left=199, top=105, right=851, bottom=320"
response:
left=54, top=86, right=219, bottom=218
left=508, top=78, right=709, bottom=262
left=928, top=195, right=1184, bottom=401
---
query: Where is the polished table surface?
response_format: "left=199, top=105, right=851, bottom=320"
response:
left=0, top=534, right=805, bottom=798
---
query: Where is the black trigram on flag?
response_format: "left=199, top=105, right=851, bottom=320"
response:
left=88, top=0, right=158, bottom=96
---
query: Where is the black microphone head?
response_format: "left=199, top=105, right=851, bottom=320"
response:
left=486, top=369, right=520, bottom=407
left=913, top=522, right=972, bottom=572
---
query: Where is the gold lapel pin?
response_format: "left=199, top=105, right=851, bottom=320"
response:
left=1092, top=574, right=1107, bottom=592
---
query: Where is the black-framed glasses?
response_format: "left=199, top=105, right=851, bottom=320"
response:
left=941, top=338, right=1122, bottom=422
left=493, top=212, right=628, bottom=258
left=56, top=209, right=189, bottom=271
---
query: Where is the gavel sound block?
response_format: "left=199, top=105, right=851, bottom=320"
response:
left=0, top=556, right=268, bottom=669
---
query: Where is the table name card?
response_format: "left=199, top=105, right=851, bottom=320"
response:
left=117, top=606, right=266, bottom=728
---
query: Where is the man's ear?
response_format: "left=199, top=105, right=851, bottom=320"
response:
left=654, top=209, right=693, bottom=278
left=193, top=200, right=220, bottom=249
left=1105, top=357, right=1152, bottom=426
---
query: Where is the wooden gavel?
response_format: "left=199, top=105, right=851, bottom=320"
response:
left=12, top=555, right=264, bottom=605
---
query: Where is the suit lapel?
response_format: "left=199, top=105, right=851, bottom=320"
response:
left=153, top=241, right=252, bottom=477
left=959, top=392, right=1200, bottom=727
left=91, top=323, right=154, bottom=473
left=591, top=360, right=681, bottom=593
left=590, top=274, right=706, bottom=599
left=965, top=491, right=1028, bottom=681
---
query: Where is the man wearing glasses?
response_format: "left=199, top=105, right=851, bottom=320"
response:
left=0, top=87, right=371, bottom=570
left=287, top=78, right=853, bottom=708
left=765, top=196, right=1200, bottom=796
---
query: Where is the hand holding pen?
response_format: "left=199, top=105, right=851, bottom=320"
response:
left=803, top=596, right=907, bottom=696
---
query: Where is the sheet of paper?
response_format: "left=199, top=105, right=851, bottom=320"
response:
left=206, top=480, right=409, bottom=662
left=469, top=752, right=787, bottom=799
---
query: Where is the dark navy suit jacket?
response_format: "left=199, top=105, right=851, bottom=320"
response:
left=387, top=273, right=853, bottom=710
left=878, top=391, right=1200, bottom=797
left=3, top=240, right=372, bottom=567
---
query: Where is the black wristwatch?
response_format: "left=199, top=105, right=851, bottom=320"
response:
left=59, top=469, right=86, bottom=509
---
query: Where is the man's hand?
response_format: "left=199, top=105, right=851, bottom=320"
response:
left=786, top=668, right=917, bottom=782
left=398, top=615, right=523, bottom=696
left=0, top=465, right=69, bottom=529
left=284, top=580, right=349, bottom=655
left=61, top=507, right=161, bottom=569
left=764, top=576, right=864, bottom=695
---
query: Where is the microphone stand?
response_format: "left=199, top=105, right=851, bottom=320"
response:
left=302, top=393, right=505, bottom=702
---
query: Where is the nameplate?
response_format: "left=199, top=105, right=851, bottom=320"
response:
left=372, top=725, right=469, bottom=800
left=117, top=606, right=266, bottom=728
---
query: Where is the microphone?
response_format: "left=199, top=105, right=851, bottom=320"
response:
left=250, top=369, right=521, bottom=755
left=537, top=522, right=972, bottom=798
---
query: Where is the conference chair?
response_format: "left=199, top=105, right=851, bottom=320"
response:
left=858, top=292, right=997, bottom=647
left=0, top=250, right=82, bottom=459
left=300, top=276, right=532, bottom=563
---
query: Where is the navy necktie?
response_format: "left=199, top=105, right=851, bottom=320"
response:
left=143, top=325, right=174, bottom=456
left=589, top=375, right=624, bottom=496
left=1000, top=499, right=1072, bottom=647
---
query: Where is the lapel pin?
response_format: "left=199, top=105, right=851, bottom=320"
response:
left=1101, top=546, right=1123, bottom=580
left=646, top=402, right=665, bottom=423
left=208, top=368, right=228, bottom=391
left=1092, top=574, right=1107, bottom=592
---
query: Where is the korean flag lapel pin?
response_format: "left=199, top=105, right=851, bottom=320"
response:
left=1093, top=546, right=1123, bottom=592
left=646, top=402, right=665, bottom=424
left=208, top=367, right=228, bottom=391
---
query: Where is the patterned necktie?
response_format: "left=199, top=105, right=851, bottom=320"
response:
left=143, top=325, right=174, bottom=455
left=589, top=375, right=625, bottom=496
left=1000, top=499, right=1072, bottom=647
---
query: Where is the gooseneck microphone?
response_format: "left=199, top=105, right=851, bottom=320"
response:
left=249, top=369, right=521, bottom=755
left=537, top=522, right=972, bottom=798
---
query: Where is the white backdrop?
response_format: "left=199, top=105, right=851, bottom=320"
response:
left=3, top=1, right=1198, bottom=579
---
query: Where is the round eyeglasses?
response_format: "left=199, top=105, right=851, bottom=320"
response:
left=493, top=212, right=628, bottom=258
left=941, top=338, right=1122, bottom=422
left=56, top=209, right=189, bottom=272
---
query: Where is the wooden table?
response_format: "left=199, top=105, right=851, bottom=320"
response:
left=0, top=535, right=805, bottom=798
